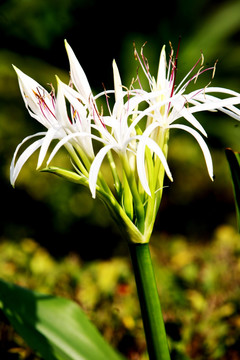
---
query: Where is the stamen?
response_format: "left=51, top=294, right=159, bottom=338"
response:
left=194, top=66, right=205, bottom=84
left=168, top=38, right=181, bottom=113
left=136, top=66, right=143, bottom=89
left=170, top=37, right=181, bottom=93
left=140, top=42, right=150, bottom=76
left=201, top=51, right=204, bottom=67
left=73, top=109, right=77, bottom=120
left=125, top=88, right=131, bottom=115
left=203, top=82, right=212, bottom=99
left=90, top=96, right=106, bottom=128
left=212, top=59, right=218, bottom=79
left=133, top=41, right=138, bottom=61
left=33, top=87, right=56, bottom=120
left=47, top=83, right=56, bottom=109
left=102, top=83, right=112, bottom=116
left=129, top=77, right=136, bottom=90
left=68, top=73, right=74, bottom=89
left=133, top=42, right=153, bottom=87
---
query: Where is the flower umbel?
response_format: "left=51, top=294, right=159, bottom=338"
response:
left=11, top=41, right=240, bottom=243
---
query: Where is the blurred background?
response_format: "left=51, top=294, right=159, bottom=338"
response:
left=0, top=0, right=240, bottom=359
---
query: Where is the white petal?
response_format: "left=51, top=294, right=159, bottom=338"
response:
left=127, top=92, right=180, bottom=136
left=89, top=144, right=114, bottom=198
left=64, top=40, right=92, bottom=100
left=156, top=45, right=167, bottom=90
left=37, top=127, right=59, bottom=169
left=195, top=94, right=240, bottom=120
left=55, top=78, right=71, bottom=127
left=13, top=65, right=55, bottom=127
left=203, top=87, right=240, bottom=97
left=56, top=78, right=96, bottom=158
left=189, top=94, right=240, bottom=114
left=216, top=106, right=240, bottom=121
left=57, top=77, right=87, bottom=105
left=46, top=131, right=105, bottom=166
left=136, top=140, right=151, bottom=196
left=137, top=136, right=173, bottom=196
left=113, top=60, right=123, bottom=105
left=169, top=124, right=214, bottom=180
left=10, top=133, right=46, bottom=185
left=127, top=100, right=162, bottom=137
left=57, top=79, right=88, bottom=125
left=172, top=100, right=208, bottom=136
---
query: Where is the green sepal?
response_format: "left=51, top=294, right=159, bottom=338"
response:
left=121, top=170, right=134, bottom=221
left=41, top=166, right=89, bottom=187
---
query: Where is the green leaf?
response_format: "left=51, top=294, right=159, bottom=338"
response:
left=225, top=148, right=240, bottom=232
left=0, top=279, right=126, bottom=360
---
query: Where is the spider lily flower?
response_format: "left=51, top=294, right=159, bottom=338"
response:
left=87, top=60, right=173, bottom=208
left=10, top=66, right=63, bottom=185
left=10, top=43, right=97, bottom=186
left=10, top=41, right=240, bottom=245
left=133, top=43, right=240, bottom=195
left=88, top=60, right=141, bottom=199
left=10, top=45, right=151, bottom=242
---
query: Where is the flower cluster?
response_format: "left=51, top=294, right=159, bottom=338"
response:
left=11, top=40, right=240, bottom=243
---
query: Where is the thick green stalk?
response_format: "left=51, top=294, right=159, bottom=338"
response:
left=128, top=243, right=171, bottom=360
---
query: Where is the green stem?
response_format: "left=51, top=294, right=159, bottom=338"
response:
left=128, top=242, right=171, bottom=360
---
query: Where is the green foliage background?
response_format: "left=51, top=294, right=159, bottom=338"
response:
left=0, top=0, right=240, bottom=359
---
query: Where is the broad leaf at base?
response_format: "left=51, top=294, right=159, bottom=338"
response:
left=0, top=279, right=126, bottom=360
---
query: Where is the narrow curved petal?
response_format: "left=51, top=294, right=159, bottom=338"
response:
left=172, top=100, right=208, bottom=136
left=10, top=133, right=46, bottom=185
left=37, top=127, right=60, bottom=169
left=56, top=76, right=87, bottom=106
left=64, top=40, right=92, bottom=100
left=156, top=45, right=166, bottom=90
left=127, top=97, right=170, bottom=136
left=46, top=131, right=106, bottom=166
left=113, top=60, right=123, bottom=105
left=188, top=94, right=240, bottom=114
left=136, top=139, right=151, bottom=196
left=202, top=87, right=240, bottom=97
left=137, top=135, right=173, bottom=195
left=13, top=66, right=43, bottom=114
left=216, top=106, right=240, bottom=120
left=89, top=144, right=115, bottom=198
left=55, top=77, right=72, bottom=127
left=169, top=124, right=214, bottom=180
left=13, top=66, right=56, bottom=127
left=56, top=78, right=95, bottom=158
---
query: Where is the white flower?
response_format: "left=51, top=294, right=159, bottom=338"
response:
left=87, top=60, right=173, bottom=199
left=10, top=42, right=97, bottom=186
left=10, top=66, right=61, bottom=185
left=10, top=41, right=240, bottom=244
left=132, top=43, right=240, bottom=194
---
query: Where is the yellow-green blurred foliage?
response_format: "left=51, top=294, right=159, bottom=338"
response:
left=0, top=225, right=240, bottom=359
